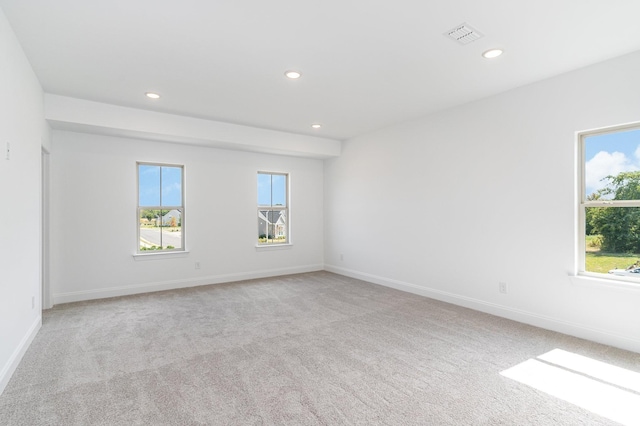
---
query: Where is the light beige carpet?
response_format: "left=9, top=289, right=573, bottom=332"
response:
left=1, top=271, right=638, bottom=425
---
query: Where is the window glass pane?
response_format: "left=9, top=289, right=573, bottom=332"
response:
left=138, top=163, right=184, bottom=253
left=585, top=206, right=640, bottom=274
left=258, top=210, right=269, bottom=243
left=257, top=210, right=287, bottom=244
left=585, top=128, right=640, bottom=201
left=161, top=166, right=182, bottom=206
left=140, top=209, right=162, bottom=251
left=272, top=174, right=287, bottom=207
left=161, top=209, right=182, bottom=250
left=274, top=210, right=287, bottom=242
left=257, top=172, right=288, bottom=245
left=257, top=173, right=272, bottom=206
left=139, top=165, right=160, bottom=206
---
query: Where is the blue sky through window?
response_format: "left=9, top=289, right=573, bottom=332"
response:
left=258, top=173, right=286, bottom=207
left=585, top=128, right=640, bottom=198
left=161, top=167, right=182, bottom=206
left=139, top=165, right=182, bottom=206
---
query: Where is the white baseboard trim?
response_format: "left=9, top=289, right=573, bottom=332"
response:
left=0, top=316, right=41, bottom=396
left=325, top=264, right=640, bottom=354
left=53, top=264, right=324, bottom=305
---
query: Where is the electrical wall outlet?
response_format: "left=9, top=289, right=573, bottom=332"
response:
left=195, top=262, right=200, bottom=270
left=499, top=282, right=508, bottom=294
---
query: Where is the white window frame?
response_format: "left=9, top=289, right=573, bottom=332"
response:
left=137, top=162, right=185, bottom=254
left=578, top=123, right=640, bottom=282
left=257, top=171, right=289, bottom=246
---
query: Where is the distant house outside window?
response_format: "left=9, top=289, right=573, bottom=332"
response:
left=579, top=124, right=640, bottom=281
left=138, top=163, right=184, bottom=252
left=257, top=172, right=288, bottom=244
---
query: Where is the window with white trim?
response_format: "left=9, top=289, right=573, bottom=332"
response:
left=257, top=172, right=288, bottom=245
left=137, top=163, right=184, bottom=252
left=580, top=124, right=640, bottom=280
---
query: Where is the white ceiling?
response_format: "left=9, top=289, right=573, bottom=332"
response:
left=2, top=0, right=640, bottom=141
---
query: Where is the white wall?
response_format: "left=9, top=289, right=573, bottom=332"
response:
left=324, top=50, right=640, bottom=353
left=0, top=10, right=47, bottom=393
left=50, top=131, right=324, bottom=303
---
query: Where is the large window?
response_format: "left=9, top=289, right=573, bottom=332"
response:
left=138, top=163, right=184, bottom=252
left=257, top=172, right=288, bottom=245
left=580, top=125, right=640, bottom=279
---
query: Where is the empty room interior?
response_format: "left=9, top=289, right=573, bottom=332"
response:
left=2, top=1, right=640, bottom=424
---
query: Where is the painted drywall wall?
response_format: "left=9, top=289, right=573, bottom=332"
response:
left=0, top=9, right=46, bottom=393
left=50, top=131, right=324, bottom=303
left=324, top=50, right=640, bottom=353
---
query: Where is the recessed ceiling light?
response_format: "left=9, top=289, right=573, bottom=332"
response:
left=311, top=124, right=322, bottom=129
left=145, top=92, right=161, bottom=99
left=482, top=49, right=503, bottom=59
left=284, top=70, right=302, bottom=79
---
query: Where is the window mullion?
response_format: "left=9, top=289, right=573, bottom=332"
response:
left=584, top=200, right=640, bottom=208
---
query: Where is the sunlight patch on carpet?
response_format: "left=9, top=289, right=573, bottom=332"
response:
left=501, top=349, right=640, bottom=426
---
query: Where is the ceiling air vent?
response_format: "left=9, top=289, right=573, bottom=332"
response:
left=444, top=23, right=483, bottom=45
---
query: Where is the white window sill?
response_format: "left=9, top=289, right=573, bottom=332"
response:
left=133, top=251, right=190, bottom=261
left=569, top=272, right=640, bottom=293
left=255, top=243, right=293, bottom=251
